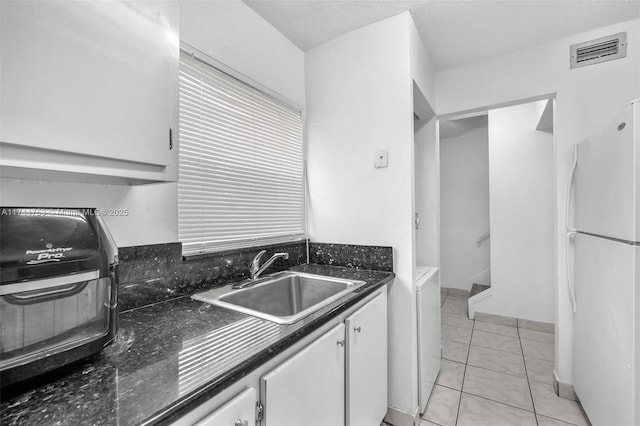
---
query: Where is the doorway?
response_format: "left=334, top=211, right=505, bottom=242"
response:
left=440, top=99, right=556, bottom=323
left=439, top=115, right=491, bottom=297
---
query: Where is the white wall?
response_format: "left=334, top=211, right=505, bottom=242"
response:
left=436, top=18, right=640, bottom=385
left=410, top=21, right=436, bottom=115
left=306, top=12, right=436, bottom=418
left=411, top=18, right=439, bottom=271
left=0, top=0, right=305, bottom=247
left=0, top=179, right=177, bottom=247
left=440, top=124, right=490, bottom=290
left=180, top=0, right=305, bottom=107
left=476, top=101, right=555, bottom=322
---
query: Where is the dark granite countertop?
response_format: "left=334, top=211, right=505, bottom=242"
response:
left=0, top=264, right=393, bottom=426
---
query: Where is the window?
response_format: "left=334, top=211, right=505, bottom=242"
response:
left=178, top=49, right=305, bottom=256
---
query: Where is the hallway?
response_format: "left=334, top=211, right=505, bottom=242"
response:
left=421, top=290, right=590, bottom=426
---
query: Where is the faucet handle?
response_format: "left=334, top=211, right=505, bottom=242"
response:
left=251, top=250, right=267, bottom=273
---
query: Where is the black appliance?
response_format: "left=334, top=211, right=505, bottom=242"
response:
left=0, top=207, right=118, bottom=387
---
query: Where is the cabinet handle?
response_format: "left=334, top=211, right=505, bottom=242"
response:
left=169, top=127, right=173, bottom=150
left=354, top=326, right=362, bottom=333
left=337, top=340, right=345, bottom=347
left=235, top=420, right=248, bottom=426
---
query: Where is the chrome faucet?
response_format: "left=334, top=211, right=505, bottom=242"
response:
left=250, top=250, right=289, bottom=280
left=232, top=250, right=291, bottom=289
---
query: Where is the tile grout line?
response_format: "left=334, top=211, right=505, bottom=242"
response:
left=519, top=334, right=583, bottom=426
left=518, top=337, right=555, bottom=362
left=440, top=322, right=474, bottom=331
left=454, top=302, right=474, bottom=426
left=471, top=327, right=519, bottom=338
left=467, top=342, right=523, bottom=357
left=440, top=302, right=560, bottom=425
left=463, top=313, right=540, bottom=417
left=460, top=362, right=528, bottom=381
left=517, top=323, right=555, bottom=335
left=434, top=382, right=463, bottom=393
left=458, top=391, right=538, bottom=414
left=521, top=355, right=555, bottom=362
left=518, top=325, right=539, bottom=426
left=444, top=320, right=510, bottom=335
left=520, top=338, right=556, bottom=346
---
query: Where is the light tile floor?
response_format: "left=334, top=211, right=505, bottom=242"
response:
left=420, top=293, right=591, bottom=426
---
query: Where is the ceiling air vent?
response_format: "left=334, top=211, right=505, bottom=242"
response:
left=570, top=32, right=627, bottom=69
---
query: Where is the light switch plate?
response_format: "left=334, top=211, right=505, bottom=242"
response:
left=375, top=149, right=388, bottom=168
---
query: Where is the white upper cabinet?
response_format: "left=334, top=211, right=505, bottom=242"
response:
left=0, top=1, right=179, bottom=182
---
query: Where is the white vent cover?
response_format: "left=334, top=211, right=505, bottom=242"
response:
left=570, top=32, right=627, bottom=69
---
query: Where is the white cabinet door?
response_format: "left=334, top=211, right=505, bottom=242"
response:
left=195, top=388, right=256, bottom=426
left=261, top=324, right=345, bottom=426
left=0, top=1, right=178, bottom=168
left=345, top=292, right=388, bottom=426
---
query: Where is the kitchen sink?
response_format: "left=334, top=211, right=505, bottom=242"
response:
left=192, top=271, right=366, bottom=324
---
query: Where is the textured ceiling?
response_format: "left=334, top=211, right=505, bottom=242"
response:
left=243, top=0, right=640, bottom=70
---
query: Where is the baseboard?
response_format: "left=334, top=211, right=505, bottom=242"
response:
left=465, top=268, right=491, bottom=290
left=384, top=406, right=420, bottom=426
left=474, top=310, right=518, bottom=327
left=468, top=288, right=493, bottom=320
left=553, top=370, right=578, bottom=401
left=518, top=318, right=555, bottom=333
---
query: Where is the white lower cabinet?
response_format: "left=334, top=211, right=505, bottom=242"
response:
left=261, top=323, right=346, bottom=426
left=195, top=388, right=256, bottom=426
left=346, top=292, right=388, bottom=426
left=261, top=291, right=388, bottom=426
left=176, top=289, right=388, bottom=426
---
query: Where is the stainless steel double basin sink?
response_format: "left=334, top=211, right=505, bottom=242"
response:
left=192, top=271, right=366, bottom=324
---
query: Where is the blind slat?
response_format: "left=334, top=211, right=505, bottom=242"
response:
left=178, top=51, right=305, bottom=256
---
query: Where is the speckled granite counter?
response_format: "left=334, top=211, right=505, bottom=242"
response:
left=0, top=264, right=393, bottom=426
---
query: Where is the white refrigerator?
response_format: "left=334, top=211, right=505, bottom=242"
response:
left=570, top=100, right=639, bottom=426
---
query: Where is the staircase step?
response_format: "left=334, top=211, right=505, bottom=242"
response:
left=469, top=283, right=490, bottom=298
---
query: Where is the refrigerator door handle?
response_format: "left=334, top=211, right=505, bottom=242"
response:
left=565, top=144, right=578, bottom=233
left=566, top=231, right=578, bottom=313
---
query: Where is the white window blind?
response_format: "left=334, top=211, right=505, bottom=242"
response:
left=178, top=51, right=305, bottom=256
